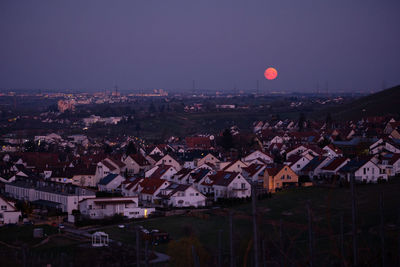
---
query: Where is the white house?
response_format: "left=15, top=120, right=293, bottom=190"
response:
left=122, top=154, right=151, bottom=175
left=243, top=150, right=274, bottom=164
left=145, top=165, right=177, bottom=180
left=0, top=196, right=21, bottom=224
left=98, top=174, right=125, bottom=192
left=222, top=160, right=248, bottom=172
left=285, top=154, right=313, bottom=174
left=155, top=154, right=182, bottom=171
left=212, top=172, right=251, bottom=200
left=339, top=158, right=387, bottom=183
left=79, top=196, right=155, bottom=219
left=158, top=184, right=206, bottom=207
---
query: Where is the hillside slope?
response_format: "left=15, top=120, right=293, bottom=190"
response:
left=330, top=85, right=400, bottom=120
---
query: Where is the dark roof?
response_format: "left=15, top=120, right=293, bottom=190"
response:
left=149, top=165, right=173, bottom=179
left=321, top=157, right=348, bottom=171
left=339, top=158, right=370, bottom=173
left=243, top=163, right=265, bottom=177
left=99, top=173, right=119, bottom=185
left=190, top=168, right=212, bottom=183
left=207, top=171, right=239, bottom=187
left=302, top=157, right=327, bottom=172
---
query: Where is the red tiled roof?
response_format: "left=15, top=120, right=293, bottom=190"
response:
left=140, top=178, right=168, bottom=195
left=185, top=136, right=212, bottom=149
left=129, top=154, right=150, bottom=166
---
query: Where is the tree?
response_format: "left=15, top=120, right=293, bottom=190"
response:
left=221, top=129, right=234, bottom=150
left=298, top=113, right=306, bottom=132
left=126, top=141, right=137, bottom=155
left=104, top=144, right=113, bottom=155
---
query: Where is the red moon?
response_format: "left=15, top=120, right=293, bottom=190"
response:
left=264, top=67, right=278, bottom=80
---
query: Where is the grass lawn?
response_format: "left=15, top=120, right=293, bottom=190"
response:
left=104, top=179, right=400, bottom=265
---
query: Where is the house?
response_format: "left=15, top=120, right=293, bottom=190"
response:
left=263, top=165, right=298, bottom=192
left=196, top=153, right=220, bottom=167
left=242, top=163, right=266, bottom=183
left=170, top=168, right=192, bottom=184
left=285, top=154, right=313, bottom=174
left=189, top=168, right=214, bottom=189
left=137, top=178, right=170, bottom=204
left=79, top=196, right=155, bottom=219
left=145, top=165, right=177, bottom=180
left=319, top=157, right=350, bottom=178
left=71, top=165, right=97, bottom=187
left=123, top=154, right=151, bottom=175
left=95, top=158, right=126, bottom=185
left=300, top=156, right=331, bottom=179
left=185, top=136, right=212, bottom=150
left=157, top=184, right=206, bottom=207
left=323, top=144, right=343, bottom=158
left=339, top=157, right=387, bottom=183
left=155, top=154, right=182, bottom=171
left=221, top=160, right=248, bottom=172
left=98, top=174, right=125, bottom=192
left=212, top=172, right=251, bottom=199
left=243, top=150, right=274, bottom=164
left=0, top=196, right=21, bottom=224
left=198, top=171, right=251, bottom=199
left=121, top=178, right=142, bottom=197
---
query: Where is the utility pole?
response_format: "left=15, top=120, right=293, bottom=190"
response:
left=252, top=182, right=259, bottom=267
left=340, top=214, right=345, bottom=267
left=230, top=211, right=235, bottom=267
left=307, top=201, right=314, bottom=267
left=380, top=192, right=385, bottom=267
left=136, top=227, right=140, bottom=267
left=218, top=229, right=222, bottom=267
left=350, top=175, right=358, bottom=266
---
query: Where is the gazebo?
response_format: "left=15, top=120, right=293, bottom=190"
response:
left=91, top=231, right=109, bottom=247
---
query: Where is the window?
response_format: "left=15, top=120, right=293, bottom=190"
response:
left=88, top=205, right=92, bottom=210
left=1, top=205, right=6, bottom=211
left=241, top=183, right=246, bottom=189
left=281, top=175, right=284, bottom=180
left=196, top=193, right=199, bottom=196
left=100, top=204, right=106, bottom=209
left=287, top=175, right=291, bottom=180
left=297, top=164, right=300, bottom=168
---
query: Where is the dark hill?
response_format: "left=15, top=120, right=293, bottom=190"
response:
left=330, top=85, right=400, bottom=120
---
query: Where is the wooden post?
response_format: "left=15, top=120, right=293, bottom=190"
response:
left=252, top=182, right=259, bottom=267
left=280, top=219, right=284, bottom=267
left=262, top=239, right=267, bottom=267
left=307, top=201, right=314, bottom=267
left=136, top=227, right=140, bottom=267
left=218, top=229, right=222, bottom=267
left=380, top=192, right=385, bottom=267
left=350, top=175, right=358, bottom=266
left=145, top=240, right=149, bottom=267
left=230, top=211, right=235, bottom=267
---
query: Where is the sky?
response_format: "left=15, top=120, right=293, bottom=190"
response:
left=1, top=0, right=400, bottom=93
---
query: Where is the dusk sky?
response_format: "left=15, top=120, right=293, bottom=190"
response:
left=1, top=0, right=399, bottom=92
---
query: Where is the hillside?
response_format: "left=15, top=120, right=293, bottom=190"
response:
left=329, top=85, right=400, bottom=120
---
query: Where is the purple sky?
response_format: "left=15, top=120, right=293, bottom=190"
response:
left=1, top=0, right=399, bottom=92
